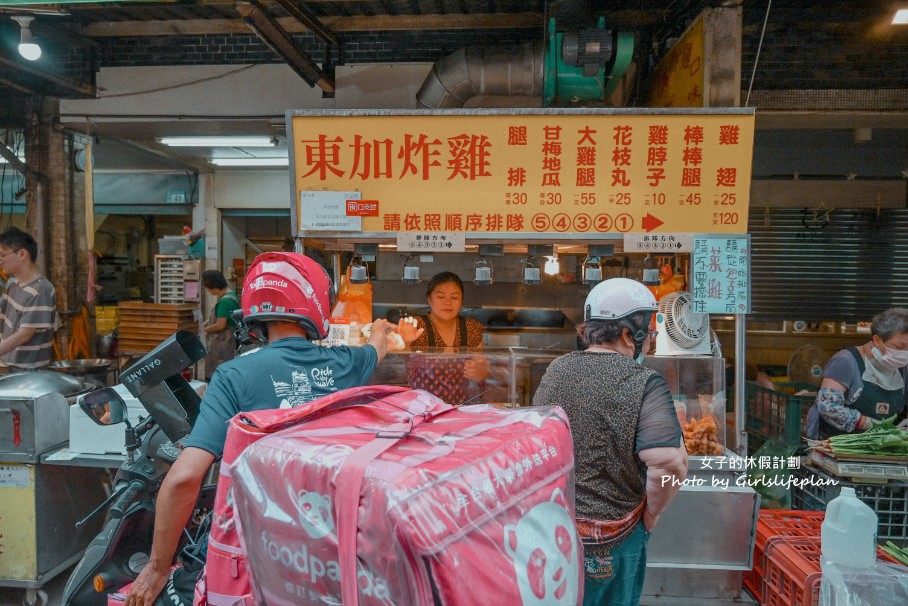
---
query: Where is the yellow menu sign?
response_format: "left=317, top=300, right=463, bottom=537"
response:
left=290, top=109, right=754, bottom=236
left=648, top=15, right=705, bottom=108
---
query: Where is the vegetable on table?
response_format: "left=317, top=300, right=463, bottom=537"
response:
left=882, top=541, right=908, bottom=567
left=827, top=417, right=908, bottom=456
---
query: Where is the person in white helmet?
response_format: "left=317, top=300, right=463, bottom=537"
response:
left=533, top=277, right=688, bottom=606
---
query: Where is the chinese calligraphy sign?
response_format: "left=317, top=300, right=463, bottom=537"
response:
left=291, top=110, right=754, bottom=235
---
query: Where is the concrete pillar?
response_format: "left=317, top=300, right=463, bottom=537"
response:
left=24, top=98, right=89, bottom=358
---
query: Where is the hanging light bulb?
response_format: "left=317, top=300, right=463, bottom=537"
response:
left=12, top=16, right=41, bottom=61
left=544, top=255, right=560, bottom=276
left=474, top=257, right=493, bottom=285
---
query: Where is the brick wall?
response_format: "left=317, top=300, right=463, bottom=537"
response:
left=41, top=8, right=908, bottom=100
left=98, top=29, right=538, bottom=67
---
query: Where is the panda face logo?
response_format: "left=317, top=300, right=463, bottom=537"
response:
left=504, top=489, right=580, bottom=606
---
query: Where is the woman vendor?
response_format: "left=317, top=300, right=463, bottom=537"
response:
left=806, top=308, right=908, bottom=439
left=397, top=271, right=490, bottom=402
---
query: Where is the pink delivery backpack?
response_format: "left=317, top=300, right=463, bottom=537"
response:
left=209, top=384, right=582, bottom=606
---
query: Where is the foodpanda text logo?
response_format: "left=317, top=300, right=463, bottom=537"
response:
left=249, top=276, right=288, bottom=290
left=259, top=531, right=390, bottom=598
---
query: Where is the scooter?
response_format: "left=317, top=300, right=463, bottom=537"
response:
left=61, top=330, right=213, bottom=606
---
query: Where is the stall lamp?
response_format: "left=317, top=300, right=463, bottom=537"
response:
left=13, top=16, right=41, bottom=61
left=474, top=258, right=493, bottom=286
left=522, top=257, right=542, bottom=286
left=893, top=9, right=908, bottom=24
left=582, top=256, right=602, bottom=285
left=544, top=255, right=560, bottom=276
left=402, top=256, right=421, bottom=285
left=348, top=256, right=369, bottom=284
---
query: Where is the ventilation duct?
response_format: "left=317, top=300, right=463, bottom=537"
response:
left=416, top=40, right=544, bottom=109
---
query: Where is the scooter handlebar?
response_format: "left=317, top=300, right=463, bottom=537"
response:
left=109, top=480, right=147, bottom=519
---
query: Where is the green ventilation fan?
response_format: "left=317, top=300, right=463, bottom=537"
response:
left=543, top=15, right=634, bottom=106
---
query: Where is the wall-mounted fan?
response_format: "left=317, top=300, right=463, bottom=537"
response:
left=787, top=345, right=829, bottom=386
left=654, top=291, right=711, bottom=356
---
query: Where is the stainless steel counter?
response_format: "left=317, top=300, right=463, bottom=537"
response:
left=644, top=452, right=759, bottom=604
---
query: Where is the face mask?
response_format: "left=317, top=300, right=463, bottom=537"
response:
left=874, top=345, right=908, bottom=369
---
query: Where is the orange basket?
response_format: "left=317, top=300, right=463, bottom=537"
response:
left=744, top=510, right=825, bottom=601
left=763, top=537, right=823, bottom=606
left=758, top=529, right=908, bottom=606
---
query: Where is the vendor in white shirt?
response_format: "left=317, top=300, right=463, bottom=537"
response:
left=806, top=308, right=908, bottom=439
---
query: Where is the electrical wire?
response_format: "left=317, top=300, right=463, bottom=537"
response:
left=745, top=0, right=773, bottom=107
left=96, top=64, right=257, bottom=99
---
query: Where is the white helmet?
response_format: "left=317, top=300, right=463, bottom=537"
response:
left=584, top=278, right=657, bottom=321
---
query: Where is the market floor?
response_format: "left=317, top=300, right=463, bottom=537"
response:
left=0, top=563, right=72, bottom=606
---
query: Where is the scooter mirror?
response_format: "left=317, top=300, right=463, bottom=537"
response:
left=80, top=387, right=128, bottom=426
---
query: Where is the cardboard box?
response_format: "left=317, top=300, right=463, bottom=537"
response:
left=69, top=381, right=207, bottom=455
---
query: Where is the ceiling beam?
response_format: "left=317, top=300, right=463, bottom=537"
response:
left=235, top=1, right=334, bottom=92
left=0, top=76, right=36, bottom=95
left=0, top=56, right=96, bottom=97
left=273, top=0, right=338, bottom=46
left=82, top=12, right=545, bottom=37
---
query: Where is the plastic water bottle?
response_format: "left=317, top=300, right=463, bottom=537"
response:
left=821, top=487, right=878, bottom=568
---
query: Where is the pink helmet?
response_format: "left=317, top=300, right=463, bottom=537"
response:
left=241, top=252, right=333, bottom=340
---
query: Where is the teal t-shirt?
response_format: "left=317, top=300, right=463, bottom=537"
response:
left=185, top=337, right=378, bottom=457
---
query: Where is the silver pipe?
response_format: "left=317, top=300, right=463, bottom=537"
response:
left=734, top=314, right=747, bottom=456
left=331, top=252, right=342, bottom=297
left=416, top=40, right=544, bottom=108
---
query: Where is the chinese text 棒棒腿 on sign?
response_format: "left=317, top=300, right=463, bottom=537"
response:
left=291, top=111, right=754, bottom=235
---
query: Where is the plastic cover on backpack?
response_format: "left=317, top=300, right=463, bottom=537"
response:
left=229, top=387, right=582, bottom=606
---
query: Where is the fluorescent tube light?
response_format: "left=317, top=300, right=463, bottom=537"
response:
left=894, top=9, right=908, bottom=24
left=158, top=136, right=277, bottom=147
left=209, top=158, right=289, bottom=167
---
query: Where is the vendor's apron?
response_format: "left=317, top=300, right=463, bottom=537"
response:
left=406, top=316, right=470, bottom=404
left=819, top=347, right=906, bottom=439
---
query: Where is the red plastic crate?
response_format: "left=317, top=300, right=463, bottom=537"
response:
left=745, top=510, right=826, bottom=602
left=747, top=509, right=908, bottom=605
left=763, top=537, right=823, bottom=606
left=762, top=536, right=907, bottom=606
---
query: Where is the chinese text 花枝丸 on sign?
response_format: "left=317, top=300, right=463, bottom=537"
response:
left=291, top=111, right=754, bottom=235
left=692, top=235, right=750, bottom=314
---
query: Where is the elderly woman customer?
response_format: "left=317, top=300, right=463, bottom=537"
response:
left=806, top=307, right=908, bottom=439
left=532, top=278, right=688, bottom=606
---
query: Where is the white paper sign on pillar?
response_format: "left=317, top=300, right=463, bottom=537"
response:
left=299, top=191, right=362, bottom=232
